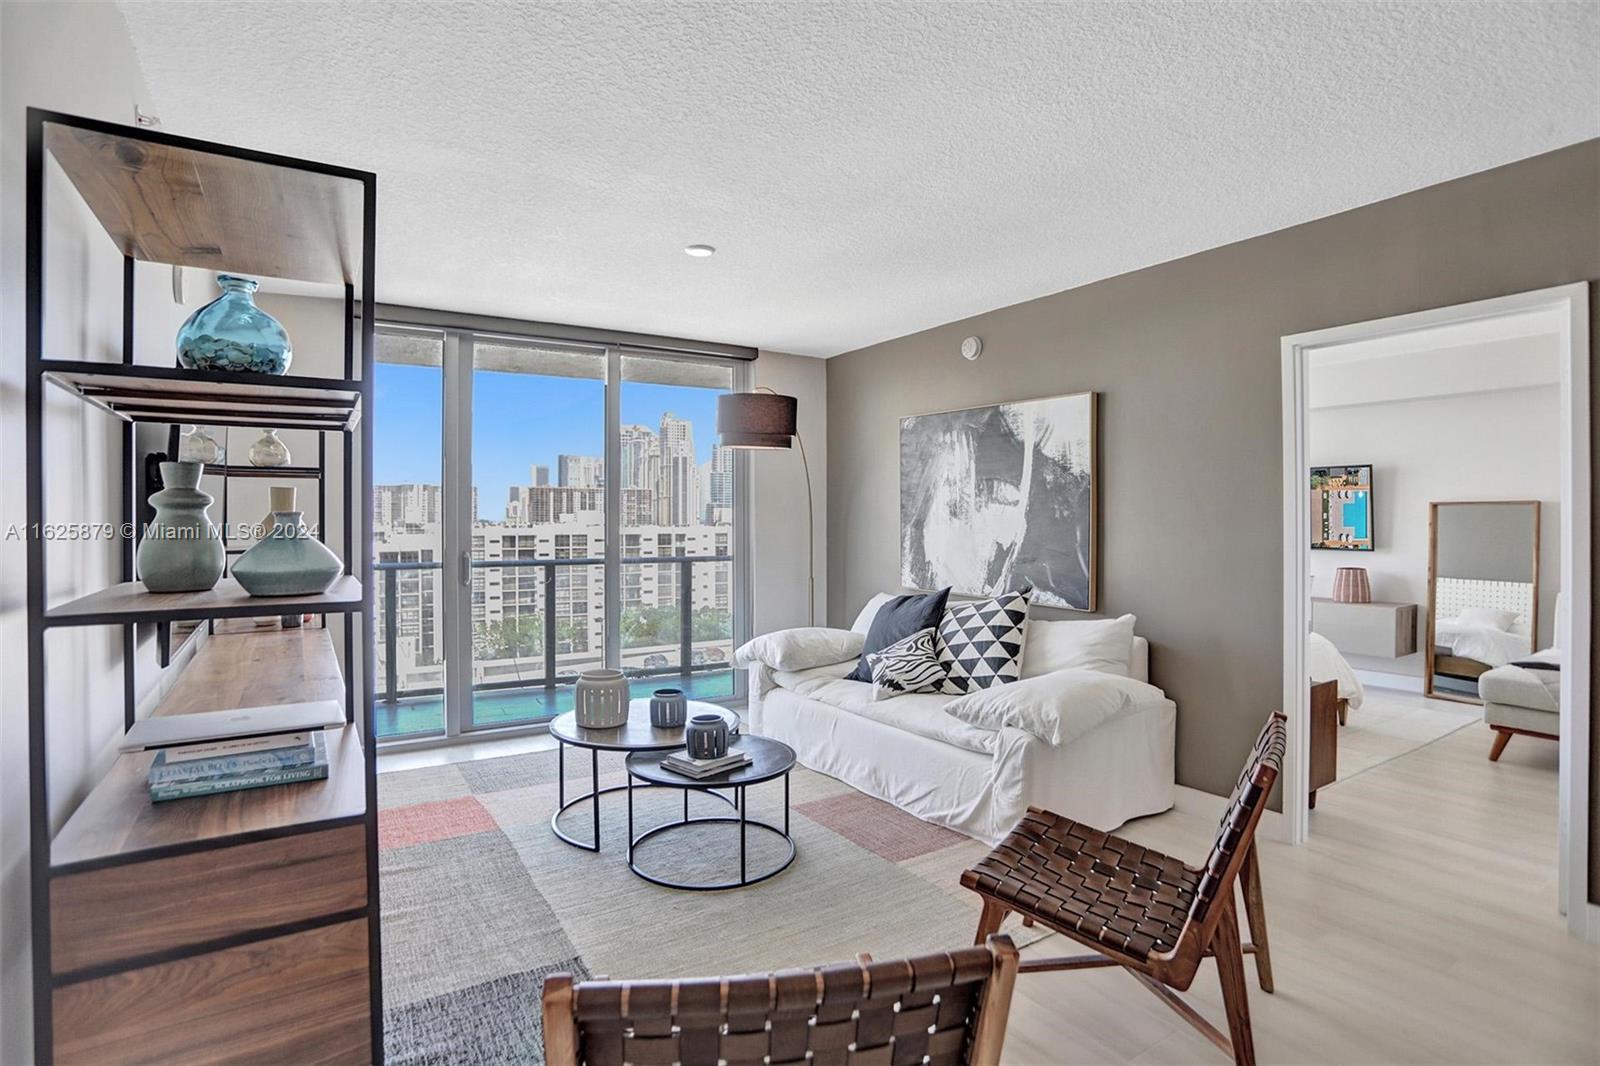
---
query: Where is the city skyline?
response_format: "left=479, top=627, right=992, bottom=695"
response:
left=374, top=365, right=726, bottom=522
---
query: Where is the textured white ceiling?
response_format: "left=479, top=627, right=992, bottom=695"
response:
left=117, top=1, right=1599, bottom=357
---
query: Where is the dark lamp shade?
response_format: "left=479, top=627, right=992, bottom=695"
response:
left=717, top=392, right=797, bottom=449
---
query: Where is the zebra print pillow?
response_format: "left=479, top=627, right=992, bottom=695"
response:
left=866, top=627, right=946, bottom=701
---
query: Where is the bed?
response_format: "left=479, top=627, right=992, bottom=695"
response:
left=1308, top=631, right=1364, bottom=724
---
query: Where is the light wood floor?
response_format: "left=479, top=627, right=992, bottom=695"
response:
left=1002, top=721, right=1599, bottom=1065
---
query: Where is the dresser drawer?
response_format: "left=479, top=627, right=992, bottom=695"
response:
left=52, top=823, right=367, bottom=974
left=54, top=918, right=371, bottom=1065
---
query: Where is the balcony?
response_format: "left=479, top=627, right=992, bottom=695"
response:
left=374, top=554, right=736, bottom=740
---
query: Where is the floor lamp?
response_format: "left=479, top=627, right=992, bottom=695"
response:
left=717, top=388, right=815, bottom=626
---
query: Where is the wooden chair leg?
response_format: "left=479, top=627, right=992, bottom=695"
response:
left=1489, top=729, right=1512, bottom=761
left=1239, top=842, right=1274, bottom=993
left=974, top=899, right=1007, bottom=945
left=1211, top=901, right=1256, bottom=1066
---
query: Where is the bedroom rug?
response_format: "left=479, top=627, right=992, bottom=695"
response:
left=377, top=747, right=1045, bottom=1066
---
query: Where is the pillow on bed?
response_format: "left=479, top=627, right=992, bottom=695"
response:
left=943, top=668, right=1139, bottom=745
left=734, top=628, right=864, bottom=672
left=866, top=627, right=946, bottom=701
left=1020, top=613, right=1137, bottom=678
left=1459, top=606, right=1517, bottom=631
left=845, top=588, right=950, bottom=682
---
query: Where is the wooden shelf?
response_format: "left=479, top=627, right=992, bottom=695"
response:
left=42, top=361, right=360, bottom=432
left=157, top=622, right=345, bottom=717
left=50, top=723, right=366, bottom=871
left=203, top=464, right=325, bottom=480
left=43, top=117, right=366, bottom=285
left=45, top=575, right=362, bottom=628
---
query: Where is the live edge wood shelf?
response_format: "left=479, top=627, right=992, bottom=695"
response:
left=24, top=108, right=379, bottom=1064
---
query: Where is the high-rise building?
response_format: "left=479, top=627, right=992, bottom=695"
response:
left=657, top=413, right=697, bottom=525
left=530, top=464, right=550, bottom=487
left=619, top=424, right=659, bottom=492
left=557, top=454, right=604, bottom=488
left=707, top=443, right=734, bottom=509
left=374, top=483, right=442, bottom=529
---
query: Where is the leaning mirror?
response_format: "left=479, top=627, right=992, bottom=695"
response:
left=1426, top=500, right=1540, bottom=702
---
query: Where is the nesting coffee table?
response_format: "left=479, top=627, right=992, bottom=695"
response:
left=625, top=736, right=797, bottom=891
left=548, top=699, right=740, bottom=852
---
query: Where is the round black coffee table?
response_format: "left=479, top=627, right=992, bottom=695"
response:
left=548, top=700, right=740, bottom=852
left=624, top=735, right=797, bottom=890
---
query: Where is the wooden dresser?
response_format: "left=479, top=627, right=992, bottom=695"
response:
left=47, top=624, right=375, bottom=1065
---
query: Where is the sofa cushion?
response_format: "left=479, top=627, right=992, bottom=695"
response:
left=734, top=628, right=864, bottom=672
left=936, top=590, right=1031, bottom=695
left=944, top=668, right=1147, bottom=745
left=866, top=627, right=946, bottom=700
left=845, top=588, right=950, bottom=682
left=1021, top=614, right=1137, bottom=679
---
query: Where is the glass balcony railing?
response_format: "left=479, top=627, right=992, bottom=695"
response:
left=373, top=555, right=736, bottom=740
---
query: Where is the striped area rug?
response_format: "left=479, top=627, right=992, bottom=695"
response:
left=378, top=746, right=1042, bottom=1065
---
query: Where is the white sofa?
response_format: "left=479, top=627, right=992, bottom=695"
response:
left=739, top=599, right=1177, bottom=844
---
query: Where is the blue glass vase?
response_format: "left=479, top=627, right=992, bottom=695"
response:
left=176, top=274, right=293, bottom=374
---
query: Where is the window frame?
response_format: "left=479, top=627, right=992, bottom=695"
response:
left=373, top=318, right=752, bottom=749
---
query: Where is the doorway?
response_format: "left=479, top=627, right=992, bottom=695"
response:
left=1280, top=283, right=1593, bottom=940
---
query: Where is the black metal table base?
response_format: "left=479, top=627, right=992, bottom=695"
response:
left=626, top=774, right=795, bottom=890
left=550, top=740, right=734, bottom=851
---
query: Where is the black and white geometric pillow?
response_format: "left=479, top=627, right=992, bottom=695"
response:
left=866, top=627, right=946, bottom=701
left=936, top=589, right=1031, bottom=695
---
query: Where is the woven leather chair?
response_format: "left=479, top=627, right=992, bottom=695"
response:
left=542, top=935, right=1019, bottom=1066
left=961, top=712, right=1285, bottom=1066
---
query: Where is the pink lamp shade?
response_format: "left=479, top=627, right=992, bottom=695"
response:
left=1332, top=567, right=1371, bottom=604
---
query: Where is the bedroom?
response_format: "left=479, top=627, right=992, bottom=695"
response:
left=1304, top=307, right=1566, bottom=794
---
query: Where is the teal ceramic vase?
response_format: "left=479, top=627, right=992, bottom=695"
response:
left=232, top=511, right=342, bottom=597
left=176, top=274, right=293, bottom=374
left=137, top=461, right=224, bottom=592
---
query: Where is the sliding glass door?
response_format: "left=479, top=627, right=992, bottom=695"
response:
left=373, top=323, right=747, bottom=743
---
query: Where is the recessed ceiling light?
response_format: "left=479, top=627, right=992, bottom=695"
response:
left=684, top=244, right=716, bottom=258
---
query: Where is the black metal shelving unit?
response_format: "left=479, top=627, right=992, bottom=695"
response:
left=23, top=108, right=381, bottom=1063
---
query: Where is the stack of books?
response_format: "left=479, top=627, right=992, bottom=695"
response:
left=148, top=730, right=330, bottom=803
left=661, top=747, right=751, bottom=779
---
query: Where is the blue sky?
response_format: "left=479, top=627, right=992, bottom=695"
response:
left=373, top=365, right=721, bottom=521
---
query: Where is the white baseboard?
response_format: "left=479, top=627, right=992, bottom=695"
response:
left=1354, top=669, right=1424, bottom=694
left=1173, top=784, right=1290, bottom=842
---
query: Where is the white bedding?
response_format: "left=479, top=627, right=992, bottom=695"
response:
left=1307, top=631, right=1365, bottom=710
left=1434, top=618, right=1532, bottom=668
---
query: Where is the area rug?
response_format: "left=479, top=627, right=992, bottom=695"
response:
left=377, top=746, right=1043, bottom=1065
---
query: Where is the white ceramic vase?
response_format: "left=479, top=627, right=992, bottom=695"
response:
left=573, top=669, right=629, bottom=729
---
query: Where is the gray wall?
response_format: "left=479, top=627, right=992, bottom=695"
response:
left=825, top=141, right=1599, bottom=896
left=1, top=4, right=157, bottom=1060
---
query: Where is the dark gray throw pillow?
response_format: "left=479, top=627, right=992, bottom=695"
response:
left=845, top=588, right=951, bottom=682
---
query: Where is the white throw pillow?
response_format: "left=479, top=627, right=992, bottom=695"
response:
left=1020, top=614, right=1137, bottom=678
left=734, top=628, right=865, bottom=672
left=866, top=627, right=946, bottom=701
left=1460, top=606, right=1516, bottom=631
left=850, top=593, right=894, bottom=636
left=943, top=668, right=1137, bottom=745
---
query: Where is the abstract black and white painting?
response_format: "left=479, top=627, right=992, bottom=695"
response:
left=900, top=392, right=1096, bottom=611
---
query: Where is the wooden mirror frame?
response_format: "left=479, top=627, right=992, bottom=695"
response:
left=1425, top=499, right=1542, bottom=704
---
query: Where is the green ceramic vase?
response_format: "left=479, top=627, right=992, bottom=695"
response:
left=137, top=461, right=224, bottom=592
left=232, top=510, right=342, bottom=597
